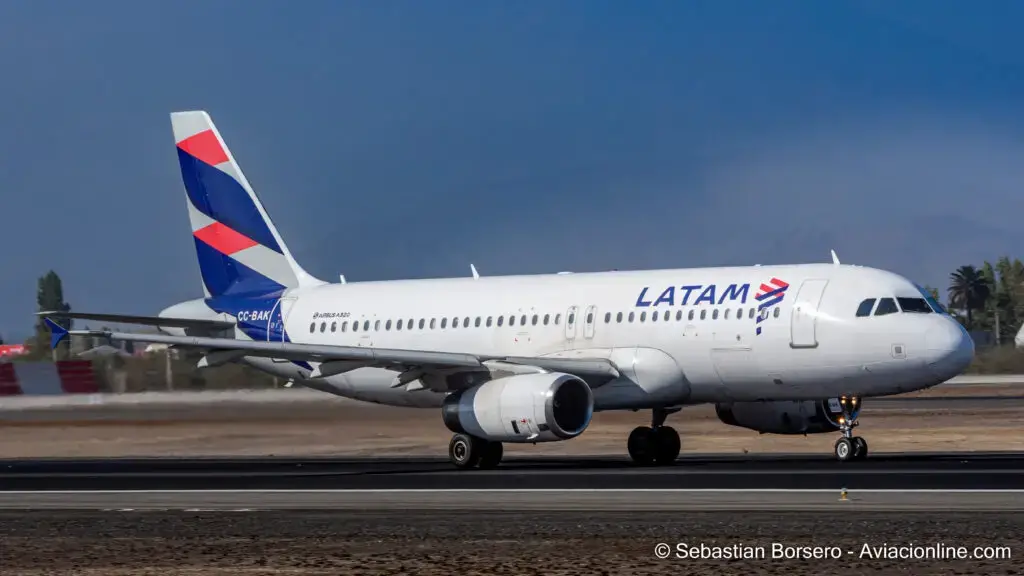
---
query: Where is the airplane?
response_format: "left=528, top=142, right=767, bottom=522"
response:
left=43, top=110, right=975, bottom=469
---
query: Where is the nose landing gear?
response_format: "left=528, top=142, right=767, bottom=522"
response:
left=833, top=396, right=868, bottom=462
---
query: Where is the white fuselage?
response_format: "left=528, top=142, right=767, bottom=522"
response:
left=163, top=262, right=974, bottom=410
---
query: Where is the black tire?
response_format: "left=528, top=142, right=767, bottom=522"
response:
left=449, top=433, right=482, bottom=469
left=627, top=426, right=655, bottom=465
left=651, top=426, right=681, bottom=465
left=834, top=437, right=854, bottom=462
left=478, top=441, right=504, bottom=469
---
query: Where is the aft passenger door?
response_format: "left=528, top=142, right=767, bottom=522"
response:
left=267, top=297, right=297, bottom=363
left=790, top=279, right=829, bottom=348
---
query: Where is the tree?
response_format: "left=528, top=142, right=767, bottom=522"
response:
left=31, top=270, right=72, bottom=361
left=948, top=265, right=990, bottom=330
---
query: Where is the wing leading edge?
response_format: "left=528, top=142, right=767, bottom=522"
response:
left=43, top=319, right=620, bottom=389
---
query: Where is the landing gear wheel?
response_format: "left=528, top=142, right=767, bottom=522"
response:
left=852, top=436, right=868, bottom=460
left=628, top=426, right=655, bottom=465
left=628, top=425, right=680, bottom=465
left=834, top=437, right=854, bottom=462
left=651, top=426, right=681, bottom=465
left=449, top=433, right=483, bottom=469
left=478, top=441, right=504, bottom=469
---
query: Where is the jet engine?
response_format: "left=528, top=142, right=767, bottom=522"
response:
left=442, top=372, right=594, bottom=443
left=715, top=397, right=861, bottom=435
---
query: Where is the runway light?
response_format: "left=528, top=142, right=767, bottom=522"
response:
left=839, top=487, right=848, bottom=501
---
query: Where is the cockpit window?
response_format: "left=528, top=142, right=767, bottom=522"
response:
left=915, top=284, right=949, bottom=315
left=855, top=298, right=876, bottom=317
left=897, top=297, right=932, bottom=313
left=874, top=297, right=898, bottom=316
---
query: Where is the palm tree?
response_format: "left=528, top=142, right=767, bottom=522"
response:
left=948, top=265, right=991, bottom=329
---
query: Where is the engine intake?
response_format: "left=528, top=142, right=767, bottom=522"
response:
left=715, top=397, right=862, bottom=435
left=442, top=372, right=594, bottom=443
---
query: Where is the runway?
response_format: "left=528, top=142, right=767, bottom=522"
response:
left=1, top=452, right=1023, bottom=510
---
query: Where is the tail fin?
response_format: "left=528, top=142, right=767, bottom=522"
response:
left=171, top=111, right=324, bottom=299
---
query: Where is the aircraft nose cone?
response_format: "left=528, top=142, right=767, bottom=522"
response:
left=925, top=320, right=974, bottom=380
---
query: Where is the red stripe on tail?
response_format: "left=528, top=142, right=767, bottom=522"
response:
left=193, top=222, right=260, bottom=255
left=177, top=129, right=229, bottom=166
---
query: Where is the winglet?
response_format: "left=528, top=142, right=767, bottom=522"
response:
left=44, top=318, right=69, bottom=350
left=830, top=249, right=840, bottom=265
left=470, top=264, right=479, bottom=279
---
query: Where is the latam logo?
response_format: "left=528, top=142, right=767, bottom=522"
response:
left=754, top=277, right=790, bottom=335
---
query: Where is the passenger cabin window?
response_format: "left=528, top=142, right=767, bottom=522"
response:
left=676, top=310, right=682, bottom=321
left=897, top=297, right=932, bottom=314
left=397, top=319, right=403, bottom=330
left=475, top=317, right=481, bottom=327
left=617, top=312, right=623, bottom=323
left=855, top=298, right=876, bottom=317
left=773, top=307, right=780, bottom=318
left=486, top=316, right=493, bottom=327
left=430, top=318, right=436, bottom=329
left=874, top=298, right=899, bottom=316
left=688, top=310, right=695, bottom=321
left=543, top=314, right=550, bottom=325
left=441, top=318, right=448, bottom=329
left=386, top=320, right=392, bottom=331
left=331, top=322, right=337, bottom=332
left=452, top=318, right=459, bottom=328
left=604, top=312, right=611, bottom=323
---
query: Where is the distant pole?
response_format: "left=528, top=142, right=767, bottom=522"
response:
left=995, top=310, right=1001, bottom=346
left=165, top=349, right=173, bottom=391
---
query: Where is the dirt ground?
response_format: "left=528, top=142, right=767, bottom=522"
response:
left=1, top=386, right=1023, bottom=458
left=1, top=511, right=1020, bottom=575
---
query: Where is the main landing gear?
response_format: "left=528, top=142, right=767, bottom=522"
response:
left=833, top=396, right=868, bottom=462
left=448, top=433, right=504, bottom=469
left=627, top=407, right=682, bottom=466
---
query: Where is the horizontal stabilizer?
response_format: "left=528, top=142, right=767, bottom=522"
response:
left=38, top=311, right=234, bottom=330
left=44, top=318, right=68, bottom=350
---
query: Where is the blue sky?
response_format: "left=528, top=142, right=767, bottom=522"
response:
left=2, top=1, right=1024, bottom=340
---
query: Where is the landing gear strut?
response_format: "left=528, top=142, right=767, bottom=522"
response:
left=833, top=396, right=868, bottom=462
left=448, top=433, right=503, bottom=469
left=627, top=408, right=682, bottom=466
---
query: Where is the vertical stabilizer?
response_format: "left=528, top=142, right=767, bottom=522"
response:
left=170, top=111, right=324, bottom=298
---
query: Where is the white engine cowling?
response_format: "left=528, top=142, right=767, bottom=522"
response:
left=441, top=372, right=594, bottom=443
left=715, top=398, right=861, bottom=435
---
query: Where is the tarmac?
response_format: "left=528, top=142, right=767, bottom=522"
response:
left=2, top=452, right=1023, bottom=510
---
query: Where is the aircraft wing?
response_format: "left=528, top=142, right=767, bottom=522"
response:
left=39, top=310, right=235, bottom=331
left=44, top=319, right=620, bottom=389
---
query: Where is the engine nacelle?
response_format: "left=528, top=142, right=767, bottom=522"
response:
left=442, top=372, right=594, bottom=443
left=715, top=397, right=862, bottom=435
